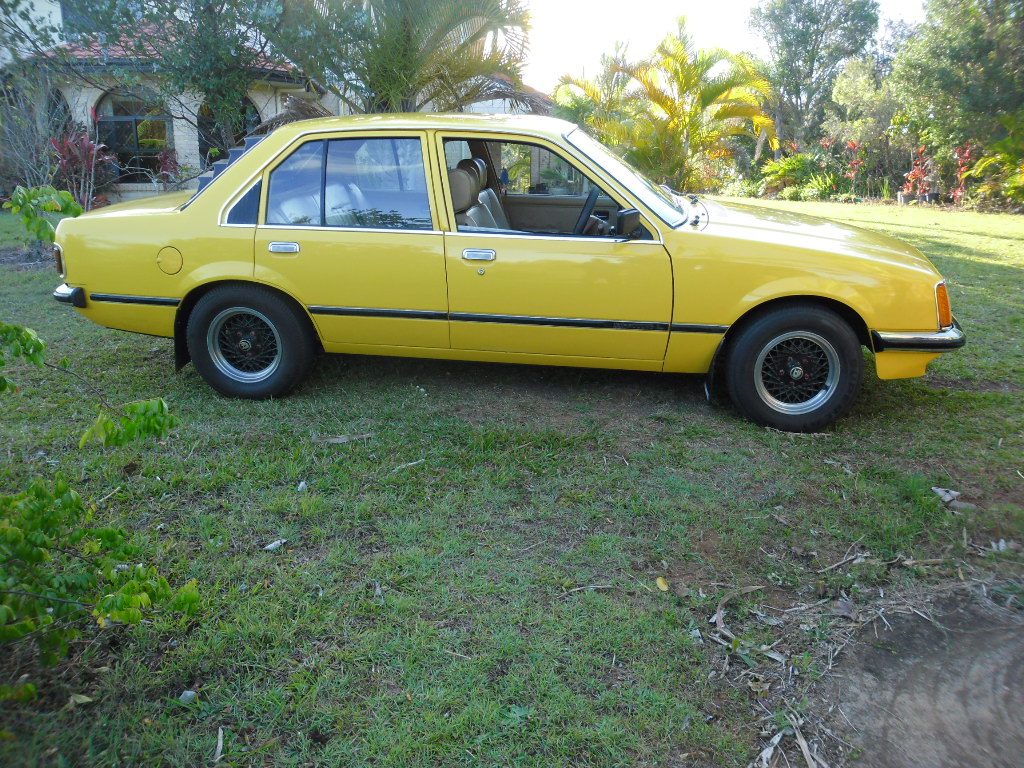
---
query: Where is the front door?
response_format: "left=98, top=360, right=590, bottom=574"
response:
left=254, top=133, right=449, bottom=349
left=439, top=135, right=673, bottom=361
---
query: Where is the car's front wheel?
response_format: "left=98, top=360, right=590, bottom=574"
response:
left=187, top=285, right=314, bottom=398
left=724, top=305, right=863, bottom=432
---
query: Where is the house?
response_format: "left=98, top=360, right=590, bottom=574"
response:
left=1, top=0, right=334, bottom=201
left=1, top=2, right=549, bottom=202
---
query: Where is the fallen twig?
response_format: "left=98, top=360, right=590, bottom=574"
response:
left=787, top=713, right=819, bottom=768
left=212, top=726, right=224, bottom=764
left=315, top=434, right=372, bottom=444
left=390, top=459, right=426, bottom=474
left=96, top=486, right=122, bottom=506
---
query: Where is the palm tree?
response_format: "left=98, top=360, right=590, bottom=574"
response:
left=278, top=0, right=538, bottom=114
left=555, top=20, right=777, bottom=191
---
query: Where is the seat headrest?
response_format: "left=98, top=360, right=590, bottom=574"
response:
left=448, top=168, right=476, bottom=213
left=456, top=158, right=482, bottom=193
left=471, top=157, right=488, bottom=182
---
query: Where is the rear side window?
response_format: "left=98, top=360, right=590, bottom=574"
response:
left=266, top=137, right=432, bottom=230
left=266, top=141, right=324, bottom=226
left=226, top=181, right=262, bottom=225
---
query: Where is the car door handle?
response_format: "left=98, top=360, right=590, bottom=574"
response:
left=462, top=249, right=496, bottom=261
left=268, top=241, right=301, bottom=254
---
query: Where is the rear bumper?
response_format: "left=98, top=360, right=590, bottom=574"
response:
left=53, top=283, right=86, bottom=308
left=872, top=318, right=966, bottom=352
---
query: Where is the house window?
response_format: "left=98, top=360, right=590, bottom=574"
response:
left=197, top=99, right=261, bottom=167
left=95, top=90, right=173, bottom=183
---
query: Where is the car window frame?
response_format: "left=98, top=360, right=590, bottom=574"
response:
left=256, top=130, right=441, bottom=233
left=431, top=130, right=663, bottom=244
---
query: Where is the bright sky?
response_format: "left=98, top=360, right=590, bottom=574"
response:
left=522, top=0, right=927, bottom=94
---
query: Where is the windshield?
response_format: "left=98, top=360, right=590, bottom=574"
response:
left=566, top=128, right=688, bottom=227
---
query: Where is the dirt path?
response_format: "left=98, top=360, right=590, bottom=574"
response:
left=824, top=594, right=1024, bottom=768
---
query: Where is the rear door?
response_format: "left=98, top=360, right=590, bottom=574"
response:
left=254, top=132, right=449, bottom=349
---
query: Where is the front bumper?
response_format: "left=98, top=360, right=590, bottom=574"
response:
left=53, top=283, right=87, bottom=308
left=871, top=318, right=966, bottom=352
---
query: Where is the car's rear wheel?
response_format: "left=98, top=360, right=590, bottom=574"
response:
left=187, top=285, right=314, bottom=398
left=725, top=305, right=863, bottom=432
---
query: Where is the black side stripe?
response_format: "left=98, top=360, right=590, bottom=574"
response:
left=671, top=323, right=729, bottom=334
left=450, top=313, right=668, bottom=331
left=309, top=306, right=729, bottom=334
left=90, top=293, right=180, bottom=307
left=309, top=306, right=448, bottom=321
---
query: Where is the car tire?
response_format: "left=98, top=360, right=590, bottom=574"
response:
left=724, top=305, right=863, bottom=432
left=186, top=285, right=314, bottom=399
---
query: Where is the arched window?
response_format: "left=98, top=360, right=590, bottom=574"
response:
left=95, top=90, right=173, bottom=182
left=197, top=98, right=261, bottom=167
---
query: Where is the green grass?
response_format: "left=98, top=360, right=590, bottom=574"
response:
left=1, top=200, right=1022, bottom=766
left=0, top=212, right=35, bottom=248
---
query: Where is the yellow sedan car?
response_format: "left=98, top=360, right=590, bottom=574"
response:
left=53, top=114, right=964, bottom=431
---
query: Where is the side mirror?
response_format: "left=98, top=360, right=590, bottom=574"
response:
left=616, top=208, right=641, bottom=238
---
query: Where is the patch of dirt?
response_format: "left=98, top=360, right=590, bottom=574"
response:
left=0, top=244, right=49, bottom=270
left=925, top=376, right=1024, bottom=394
left=822, top=594, right=1024, bottom=768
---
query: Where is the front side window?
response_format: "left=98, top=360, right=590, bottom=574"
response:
left=443, top=137, right=618, bottom=237
left=95, top=90, right=174, bottom=183
left=498, top=141, right=598, bottom=197
left=266, top=136, right=432, bottom=230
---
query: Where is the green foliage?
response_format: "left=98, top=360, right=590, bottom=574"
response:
left=2, top=186, right=82, bottom=244
left=555, top=19, right=777, bottom=191
left=720, top=177, right=764, bottom=197
left=891, top=0, right=1024, bottom=152
left=0, top=321, right=46, bottom=394
left=1, top=319, right=186, bottom=680
left=759, top=152, right=822, bottom=190
left=0, top=478, right=197, bottom=666
left=276, top=0, right=532, bottom=113
left=964, top=112, right=1024, bottom=206
left=80, top=398, right=179, bottom=448
left=750, top=0, right=879, bottom=144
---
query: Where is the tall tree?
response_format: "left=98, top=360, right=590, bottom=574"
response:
left=750, top=0, right=879, bottom=148
left=890, top=0, right=1024, bottom=150
left=276, top=0, right=535, bottom=114
left=555, top=21, right=777, bottom=191
left=74, top=1, right=289, bottom=153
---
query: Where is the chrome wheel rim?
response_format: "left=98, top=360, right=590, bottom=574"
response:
left=754, top=331, right=840, bottom=415
left=207, top=307, right=282, bottom=383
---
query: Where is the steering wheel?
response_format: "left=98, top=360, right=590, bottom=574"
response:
left=572, top=187, right=601, bottom=235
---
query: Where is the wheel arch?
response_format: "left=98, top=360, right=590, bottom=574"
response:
left=174, top=280, right=322, bottom=370
left=724, top=295, right=871, bottom=352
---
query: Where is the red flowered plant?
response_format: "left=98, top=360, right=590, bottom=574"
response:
left=50, top=131, right=116, bottom=209
left=951, top=142, right=978, bottom=203
left=844, top=141, right=865, bottom=194
left=903, top=146, right=932, bottom=197
left=158, top=148, right=181, bottom=184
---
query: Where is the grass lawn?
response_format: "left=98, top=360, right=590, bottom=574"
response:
left=1, top=199, right=1021, bottom=767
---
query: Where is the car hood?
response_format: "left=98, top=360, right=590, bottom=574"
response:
left=78, top=191, right=193, bottom=219
left=699, top=199, right=937, bottom=272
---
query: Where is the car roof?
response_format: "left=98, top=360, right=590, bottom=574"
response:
left=268, top=112, right=578, bottom=141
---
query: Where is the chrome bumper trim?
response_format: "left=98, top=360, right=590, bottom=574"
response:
left=872, top=318, right=966, bottom=352
left=53, top=283, right=86, bottom=308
